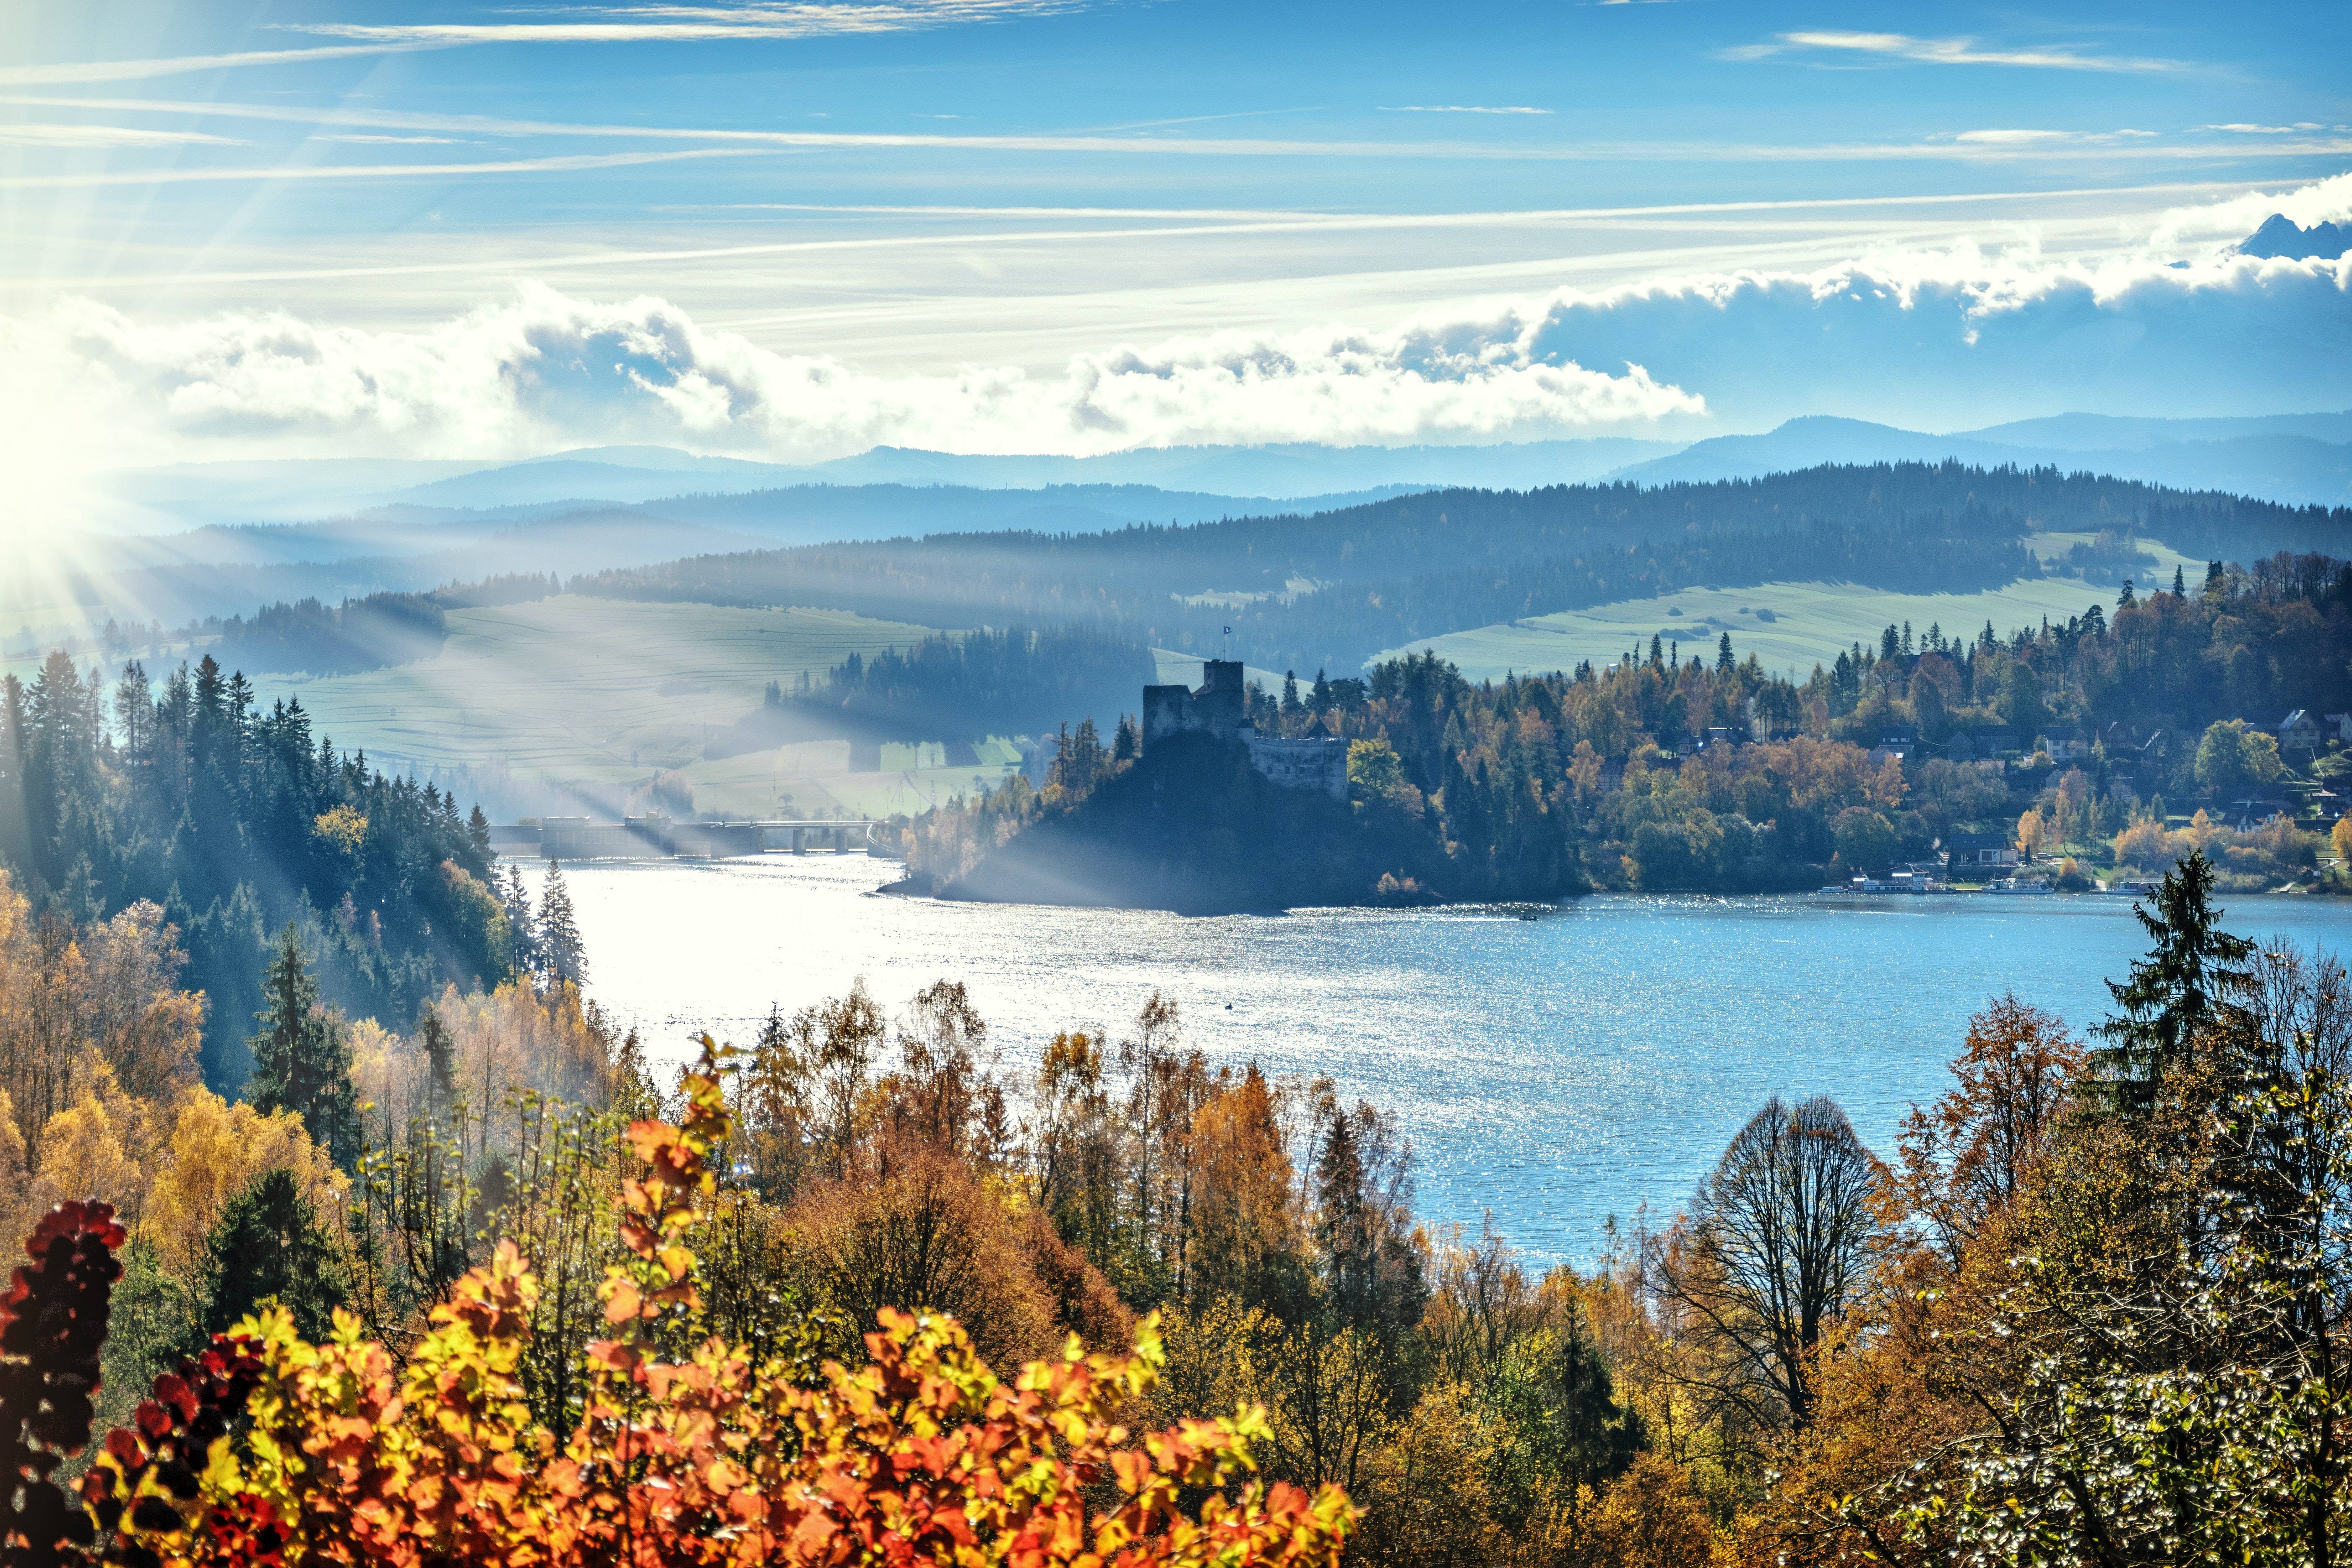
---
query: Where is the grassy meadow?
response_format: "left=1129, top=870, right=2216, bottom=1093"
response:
left=1382, top=536, right=2206, bottom=682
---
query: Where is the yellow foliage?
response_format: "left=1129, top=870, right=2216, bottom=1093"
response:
left=1587, top=1452, right=1717, bottom=1568
left=140, top=1089, right=347, bottom=1278
left=313, top=803, right=368, bottom=858
left=32, top=1066, right=151, bottom=1225
left=0, top=874, right=203, bottom=1159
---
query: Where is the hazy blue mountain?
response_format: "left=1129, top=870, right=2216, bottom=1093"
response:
left=2239, top=213, right=2352, bottom=261
left=394, top=458, right=814, bottom=510
left=1605, top=415, right=2352, bottom=505
left=95, top=457, right=484, bottom=529
left=103, top=437, right=1678, bottom=531
left=94, top=409, right=2352, bottom=543
left=779, top=438, right=1684, bottom=495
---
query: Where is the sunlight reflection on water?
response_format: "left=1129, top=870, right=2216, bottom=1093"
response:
left=523, top=857, right=2352, bottom=1268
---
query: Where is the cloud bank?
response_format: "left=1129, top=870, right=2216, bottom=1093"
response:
left=0, top=286, right=1702, bottom=472
left=6, top=175, right=2349, bottom=487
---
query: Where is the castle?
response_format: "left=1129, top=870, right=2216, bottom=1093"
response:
left=1141, top=659, right=1349, bottom=800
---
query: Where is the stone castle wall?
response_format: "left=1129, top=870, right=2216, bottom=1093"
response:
left=1244, top=734, right=1350, bottom=799
left=1142, top=658, right=1348, bottom=800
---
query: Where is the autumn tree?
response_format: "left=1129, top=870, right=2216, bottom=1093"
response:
left=1648, top=1094, right=1882, bottom=1432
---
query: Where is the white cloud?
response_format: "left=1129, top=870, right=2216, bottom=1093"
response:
left=316, top=133, right=469, bottom=145
left=0, top=1, right=1082, bottom=86
left=1951, top=128, right=2159, bottom=145
left=1380, top=105, right=1552, bottom=115
left=0, top=122, right=243, bottom=147
left=1727, top=30, right=2189, bottom=73
left=0, top=44, right=446, bottom=88
left=290, top=0, right=1082, bottom=44
left=0, top=146, right=768, bottom=190
left=1499, top=232, right=2352, bottom=429
left=2145, top=169, right=2352, bottom=247
left=0, top=284, right=1703, bottom=477
left=14, top=94, right=2351, bottom=172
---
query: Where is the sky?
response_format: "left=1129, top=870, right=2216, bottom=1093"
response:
left=3, top=0, right=2351, bottom=496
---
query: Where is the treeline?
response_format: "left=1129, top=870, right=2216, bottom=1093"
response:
left=0, top=649, right=510, bottom=1088
left=174, top=573, right=563, bottom=676
left=708, top=626, right=1159, bottom=757
left=204, top=591, right=447, bottom=676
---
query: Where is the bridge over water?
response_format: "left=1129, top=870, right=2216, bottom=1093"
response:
left=495, top=816, right=880, bottom=860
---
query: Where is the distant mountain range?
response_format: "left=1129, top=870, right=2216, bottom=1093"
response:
left=94, top=438, right=1681, bottom=527
left=96, top=409, right=2352, bottom=540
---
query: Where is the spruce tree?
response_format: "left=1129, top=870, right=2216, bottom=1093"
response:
left=201, top=1167, right=348, bottom=1341
left=248, top=924, right=362, bottom=1168
left=2091, top=850, right=2254, bottom=1117
left=499, top=863, right=539, bottom=978
left=537, top=860, right=587, bottom=987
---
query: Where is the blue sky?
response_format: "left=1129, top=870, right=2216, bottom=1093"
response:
left=3, top=0, right=2349, bottom=484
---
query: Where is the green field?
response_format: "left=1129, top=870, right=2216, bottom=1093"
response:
left=1381, top=538, right=2204, bottom=682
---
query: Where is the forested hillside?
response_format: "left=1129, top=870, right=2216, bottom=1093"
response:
left=0, top=651, right=510, bottom=1088
left=708, top=625, right=1158, bottom=755
left=579, top=463, right=2350, bottom=677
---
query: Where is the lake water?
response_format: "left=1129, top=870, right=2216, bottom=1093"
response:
left=519, top=857, right=2352, bottom=1268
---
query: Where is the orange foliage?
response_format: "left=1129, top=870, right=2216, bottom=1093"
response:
left=73, top=1041, right=1356, bottom=1568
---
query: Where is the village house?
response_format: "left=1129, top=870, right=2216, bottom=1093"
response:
left=2275, top=709, right=2323, bottom=753
left=1940, top=830, right=2021, bottom=872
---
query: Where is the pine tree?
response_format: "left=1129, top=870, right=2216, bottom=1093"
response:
left=2172, top=564, right=2186, bottom=597
left=2091, top=851, right=2255, bottom=1117
left=201, top=1167, right=348, bottom=1341
left=249, top=924, right=362, bottom=1168
left=537, top=860, right=587, bottom=987
left=1112, top=713, right=1139, bottom=764
left=500, top=863, right=539, bottom=977
left=1716, top=633, right=1734, bottom=673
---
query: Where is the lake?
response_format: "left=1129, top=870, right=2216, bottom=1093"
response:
left=518, top=856, right=2352, bottom=1268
